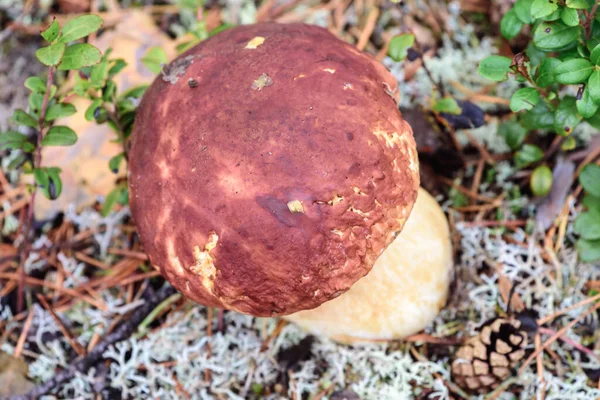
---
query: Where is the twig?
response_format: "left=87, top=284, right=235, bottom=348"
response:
left=9, top=284, right=177, bottom=400
left=13, top=309, right=34, bottom=359
left=535, top=333, right=546, bottom=400
left=538, top=326, right=598, bottom=360
left=261, top=319, right=287, bottom=351
left=356, top=7, right=379, bottom=51
left=36, top=294, right=86, bottom=356
left=518, top=300, right=600, bottom=376
left=537, top=292, right=600, bottom=325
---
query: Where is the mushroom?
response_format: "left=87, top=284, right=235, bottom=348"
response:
left=284, top=188, right=453, bottom=343
left=128, top=23, right=419, bottom=317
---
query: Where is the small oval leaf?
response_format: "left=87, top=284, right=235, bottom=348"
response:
left=58, top=44, right=102, bottom=71
left=510, top=87, right=541, bottom=112
left=58, top=14, right=103, bottom=43
left=41, top=19, right=60, bottom=42
left=580, top=164, right=600, bottom=197
left=41, top=126, right=78, bottom=146
left=35, top=42, right=66, bottom=66
left=530, top=164, right=553, bottom=197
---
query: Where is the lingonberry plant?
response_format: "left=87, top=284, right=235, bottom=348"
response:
left=1, top=15, right=104, bottom=202
left=480, top=0, right=600, bottom=262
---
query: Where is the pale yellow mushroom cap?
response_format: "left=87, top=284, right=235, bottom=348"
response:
left=284, top=188, right=453, bottom=344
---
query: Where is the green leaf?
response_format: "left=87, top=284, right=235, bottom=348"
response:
left=90, top=60, right=109, bottom=88
left=577, top=86, right=599, bottom=118
left=41, top=19, right=60, bottom=42
left=499, top=120, right=528, bottom=150
left=0, top=131, right=34, bottom=152
left=585, top=110, right=600, bottom=129
left=35, top=42, right=66, bottom=66
left=577, top=44, right=590, bottom=58
left=574, top=210, right=600, bottom=239
left=514, top=0, right=534, bottom=24
left=46, top=167, right=62, bottom=199
left=45, top=103, right=77, bottom=121
left=58, top=14, right=103, bottom=43
left=531, top=0, right=558, bottom=18
left=433, top=97, right=462, bottom=114
left=515, top=144, right=544, bottom=168
left=24, top=77, right=47, bottom=94
left=526, top=42, right=546, bottom=67
left=102, top=188, right=121, bottom=216
left=533, top=21, right=580, bottom=51
left=555, top=58, right=594, bottom=84
left=521, top=101, right=555, bottom=130
left=510, top=87, right=540, bottom=112
left=530, top=164, right=553, bottom=197
left=108, top=153, right=125, bottom=173
left=33, top=168, right=49, bottom=191
left=560, top=7, right=580, bottom=26
left=85, top=99, right=103, bottom=121
left=583, top=194, right=600, bottom=213
left=591, top=44, right=600, bottom=65
left=554, top=97, right=582, bottom=135
left=501, top=10, right=524, bottom=39
left=588, top=70, right=600, bottom=103
left=102, top=80, right=116, bottom=101
left=561, top=136, right=577, bottom=150
left=478, top=55, right=513, bottom=81
left=10, top=109, right=38, bottom=128
left=34, top=167, right=62, bottom=200
left=541, top=8, right=562, bottom=21
left=28, top=93, right=44, bottom=116
left=41, top=126, right=77, bottom=146
left=580, top=163, right=600, bottom=197
left=58, top=44, right=102, bottom=71
left=566, top=0, right=590, bottom=8
left=119, top=85, right=148, bottom=100
left=108, top=59, right=127, bottom=78
left=7, top=153, right=27, bottom=170
left=536, top=58, right=561, bottom=87
left=576, top=238, right=600, bottom=262
left=141, top=46, right=169, bottom=74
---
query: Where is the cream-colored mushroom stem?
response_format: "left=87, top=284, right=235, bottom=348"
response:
left=284, top=188, right=453, bottom=345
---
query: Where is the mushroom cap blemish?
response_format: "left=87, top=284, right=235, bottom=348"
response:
left=128, top=23, right=419, bottom=317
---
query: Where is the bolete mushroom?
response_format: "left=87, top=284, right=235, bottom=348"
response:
left=284, top=188, right=453, bottom=344
left=129, top=23, right=419, bottom=317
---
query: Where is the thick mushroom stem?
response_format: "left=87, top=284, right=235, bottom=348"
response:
left=284, top=188, right=453, bottom=344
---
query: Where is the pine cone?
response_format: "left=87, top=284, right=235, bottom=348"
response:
left=451, top=318, right=528, bottom=393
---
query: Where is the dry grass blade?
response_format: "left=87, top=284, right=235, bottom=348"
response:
left=518, top=300, right=600, bottom=376
left=36, top=294, right=86, bottom=356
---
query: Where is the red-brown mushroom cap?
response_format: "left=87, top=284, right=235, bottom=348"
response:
left=128, top=22, right=419, bottom=317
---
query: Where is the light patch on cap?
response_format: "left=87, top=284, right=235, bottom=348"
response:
left=323, top=68, right=336, bottom=74
left=167, top=239, right=184, bottom=275
left=252, top=73, right=273, bottom=91
left=293, top=73, right=306, bottom=81
left=343, top=83, right=353, bottom=90
left=189, top=232, right=219, bottom=291
left=372, top=127, right=404, bottom=149
left=287, top=200, right=304, bottom=213
left=245, top=36, right=265, bottom=49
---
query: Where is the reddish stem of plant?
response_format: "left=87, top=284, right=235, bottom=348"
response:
left=17, top=65, right=55, bottom=313
left=585, top=2, right=599, bottom=40
left=538, top=326, right=598, bottom=360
